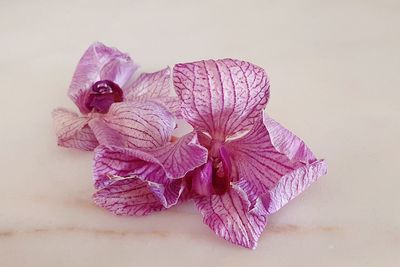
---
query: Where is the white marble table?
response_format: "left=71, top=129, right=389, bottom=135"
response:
left=1, top=1, right=399, bottom=266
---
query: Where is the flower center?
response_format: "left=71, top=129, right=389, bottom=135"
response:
left=84, top=80, right=123, bottom=113
left=190, top=145, right=233, bottom=196
left=211, top=157, right=231, bottom=195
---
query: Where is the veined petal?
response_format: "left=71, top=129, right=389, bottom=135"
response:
left=264, top=114, right=316, bottom=163
left=69, top=42, right=138, bottom=113
left=231, top=179, right=269, bottom=216
left=191, top=161, right=213, bottom=196
left=93, top=145, right=165, bottom=189
left=173, top=59, right=269, bottom=139
left=93, top=132, right=207, bottom=209
left=126, top=67, right=171, bottom=99
left=146, top=179, right=184, bottom=209
left=93, top=179, right=165, bottom=216
left=126, top=67, right=181, bottom=118
left=52, top=108, right=98, bottom=151
left=93, top=145, right=183, bottom=210
left=93, top=132, right=207, bottom=188
left=194, top=190, right=267, bottom=249
left=88, top=118, right=124, bottom=147
left=100, top=56, right=138, bottom=89
left=103, top=101, right=176, bottom=149
left=226, top=118, right=327, bottom=214
left=226, top=121, right=304, bottom=189
left=267, top=160, right=327, bottom=214
left=263, top=114, right=327, bottom=213
left=150, top=131, right=208, bottom=179
left=152, top=96, right=182, bottom=119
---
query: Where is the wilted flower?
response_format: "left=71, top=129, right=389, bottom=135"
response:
left=88, top=57, right=327, bottom=249
left=172, top=59, right=327, bottom=249
left=52, top=42, right=179, bottom=151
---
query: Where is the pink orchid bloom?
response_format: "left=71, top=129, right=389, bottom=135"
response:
left=52, top=42, right=179, bottom=151
left=89, top=58, right=327, bottom=249
left=172, top=59, right=327, bottom=249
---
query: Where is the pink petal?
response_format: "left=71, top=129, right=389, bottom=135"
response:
left=230, top=179, right=269, bottom=216
left=93, top=132, right=207, bottom=210
left=93, top=145, right=165, bottom=189
left=264, top=115, right=316, bottom=163
left=103, top=101, right=176, bottom=149
left=88, top=118, right=124, bottom=147
left=263, top=114, right=327, bottom=213
left=173, top=59, right=269, bottom=139
left=146, top=178, right=184, bottom=209
left=191, top=161, right=213, bottom=196
left=93, top=145, right=184, bottom=210
left=267, top=160, right=327, bottom=214
left=152, top=96, right=182, bottom=119
left=150, top=131, right=208, bottom=179
left=52, top=108, right=98, bottom=151
left=126, top=67, right=182, bottom=118
left=197, top=131, right=212, bottom=148
left=93, top=132, right=207, bottom=188
left=219, top=146, right=232, bottom=179
left=126, top=67, right=171, bottom=99
left=226, top=121, right=304, bottom=189
left=194, top=190, right=268, bottom=249
left=69, top=42, right=138, bottom=113
left=93, top=179, right=166, bottom=216
left=226, top=118, right=327, bottom=214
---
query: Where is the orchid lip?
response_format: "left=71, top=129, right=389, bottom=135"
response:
left=85, top=80, right=123, bottom=113
left=191, top=145, right=233, bottom=196
left=211, top=146, right=232, bottom=195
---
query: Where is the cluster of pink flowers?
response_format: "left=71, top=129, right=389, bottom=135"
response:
left=53, top=42, right=327, bottom=249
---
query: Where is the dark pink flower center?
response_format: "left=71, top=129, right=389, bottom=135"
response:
left=189, top=144, right=233, bottom=196
left=211, top=146, right=232, bottom=195
left=211, top=159, right=231, bottom=195
left=84, top=80, right=123, bottom=113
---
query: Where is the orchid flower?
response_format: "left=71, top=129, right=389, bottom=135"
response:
left=52, top=42, right=179, bottom=151
left=89, top=58, right=327, bottom=249
left=172, top=59, right=327, bottom=249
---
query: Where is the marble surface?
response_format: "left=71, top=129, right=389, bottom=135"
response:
left=1, top=0, right=399, bottom=266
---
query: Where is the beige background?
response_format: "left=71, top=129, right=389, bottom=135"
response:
left=1, top=0, right=399, bottom=266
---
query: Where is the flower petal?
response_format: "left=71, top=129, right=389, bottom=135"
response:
left=231, top=179, right=269, bottom=216
left=52, top=108, right=98, bottom=150
left=226, top=117, right=327, bottom=214
left=226, top=121, right=304, bottom=189
left=93, top=145, right=184, bottom=209
left=197, top=131, right=212, bottom=149
left=103, top=101, right=176, bottom=149
left=191, top=161, right=213, bottom=196
left=126, top=67, right=171, bottom=99
left=93, top=132, right=207, bottom=188
left=194, top=190, right=268, bottom=249
left=152, top=96, right=182, bottom=119
left=150, top=131, right=208, bottom=179
left=88, top=118, right=124, bottom=147
left=93, top=179, right=165, bottom=216
left=267, top=160, right=327, bottom=214
left=93, top=145, right=164, bottom=189
left=69, top=42, right=138, bottom=113
left=173, top=59, right=269, bottom=139
left=219, top=146, right=232, bottom=179
left=264, top=115, right=316, bottom=163
left=125, top=67, right=182, bottom=118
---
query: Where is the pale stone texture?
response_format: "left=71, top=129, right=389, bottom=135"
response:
left=0, top=0, right=399, bottom=266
